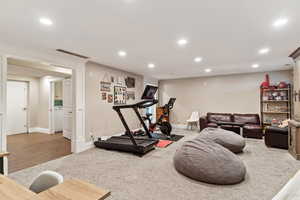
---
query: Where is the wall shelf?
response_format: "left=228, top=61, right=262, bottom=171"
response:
left=260, top=85, right=292, bottom=127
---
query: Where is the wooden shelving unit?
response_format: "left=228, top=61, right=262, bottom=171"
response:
left=260, top=85, right=292, bottom=127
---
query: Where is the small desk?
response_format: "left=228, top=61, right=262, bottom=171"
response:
left=0, top=175, right=36, bottom=200
left=32, top=179, right=110, bottom=200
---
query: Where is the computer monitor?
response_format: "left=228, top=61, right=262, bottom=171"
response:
left=141, top=85, right=158, bottom=100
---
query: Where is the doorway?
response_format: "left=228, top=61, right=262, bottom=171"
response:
left=6, top=57, right=73, bottom=173
left=49, top=79, right=73, bottom=140
left=6, top=81, right=28, bottom=135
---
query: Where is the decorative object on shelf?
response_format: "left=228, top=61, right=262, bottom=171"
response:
left=110, top=76, right=115, bottom=83
left=108, top=94, right=113, bottom=103
left=127, top=91, right=135, bottom=100
left=125, top=77, right=135, bottom=88
left=101, top=93, right=107, bottom=101
left=278, top=81, right=288, bottom=89
left=114, top=86, right=127, bottom=105
left=260, top=74, right=270, bottom=89
left=100, top=81, right=111, bottom=92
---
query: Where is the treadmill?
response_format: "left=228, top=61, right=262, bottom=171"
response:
left=94, top=85, right=159, bottom=155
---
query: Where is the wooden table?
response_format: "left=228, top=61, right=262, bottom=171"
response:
left=0, top=175, right=110, bottom=200
left=0, top=175, right=36, bottom=200
left=32, top=179, right=110, bottom=200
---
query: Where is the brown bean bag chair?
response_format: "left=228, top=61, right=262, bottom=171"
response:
left=174, top=138, right=246, bottom=185
left=198, top=128, right=246, bottom=153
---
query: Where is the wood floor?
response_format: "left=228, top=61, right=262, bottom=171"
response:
left=7, top=132, right=71, bottom=173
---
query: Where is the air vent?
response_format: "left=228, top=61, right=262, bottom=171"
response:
left=56, top=49, right=90, bottom=59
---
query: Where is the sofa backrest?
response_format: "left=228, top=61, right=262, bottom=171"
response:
left=207, top=112, right=232, bottom=123
left=233, top=114, right=260, bottom=124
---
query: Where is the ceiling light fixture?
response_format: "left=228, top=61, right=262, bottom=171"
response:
left=259, top=48, right=270, bottom=55
left=148, top=63, right=155, bottom=68
left=204, top=68, right=212, bottom=73
left=118, top=50, right=127, bottom=57
left=194, top=57, right=203, bottom=63
left=273, top=18, right=288, bottom=28
left=39, top=17, right=53, bottom=26
left=252, top=64, right=260, bottom=68
left=177, top=38, right=188, bottom=46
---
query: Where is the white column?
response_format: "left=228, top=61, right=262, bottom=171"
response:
left=72, top=61, right=87, bottom=153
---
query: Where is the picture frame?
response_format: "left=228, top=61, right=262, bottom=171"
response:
left=125, top=77, right=135, bottom=88
left=108, top=94, right=113, bottom=103
left=127, top=91, right=135, bottom=101
left=100, top=81, right=111, bottom=92
left=114, top=86, right=127, bottom=105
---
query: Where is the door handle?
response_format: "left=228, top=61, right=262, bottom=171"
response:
left=69, top=112, right=73, bottom=114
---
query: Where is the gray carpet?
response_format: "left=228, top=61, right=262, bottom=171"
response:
left=9, top=129, right=300, bottom=200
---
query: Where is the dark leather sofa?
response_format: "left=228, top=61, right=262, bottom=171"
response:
left=200, top=112, right=263, bottom=139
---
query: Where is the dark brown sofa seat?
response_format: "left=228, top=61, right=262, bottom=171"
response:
left=233, top=114, right=263, bottom=139
left=200, top=113, right=240, bottom=134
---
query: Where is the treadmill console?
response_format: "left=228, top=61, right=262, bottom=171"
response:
left=141, top=85, right=158, bottom=100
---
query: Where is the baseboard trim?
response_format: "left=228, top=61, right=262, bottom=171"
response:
left=76, top=141, right=94, bottom=153
left=29, top=127, right=51, bottom=134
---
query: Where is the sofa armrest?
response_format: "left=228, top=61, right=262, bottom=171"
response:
left=199, top=116, right=208, bottom=131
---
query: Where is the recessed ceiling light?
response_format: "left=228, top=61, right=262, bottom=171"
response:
left=148, top=63, right=155, bottom=68
left=118, top=51, right=127, bottom=57
left=39, top=18, right=53, bottom=26
left=194, top=57, right=203, bottom=63
left=252, top=64, right=260, bottom=68
left=177, top=38, right=188, bottom=46
left=259, top=48, right=270, bottom=55
left=273, top=18, right=288, bottom=28
left=204, top=68, right=212, bottom=73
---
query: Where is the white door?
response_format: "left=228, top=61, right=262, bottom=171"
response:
left=6, top=81, right=28, bottom=135
left=63, top=79, right=73, bottom=140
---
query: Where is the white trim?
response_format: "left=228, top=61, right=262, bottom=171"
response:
left=76, top=141, right=94, bottom=153
left=0, top=55, right=8, bottom=175
left=29, top=127, right=51, bottom=134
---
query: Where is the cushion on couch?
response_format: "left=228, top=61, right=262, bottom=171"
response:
left=198, top=128, right=245, bottom=153
left=207, top=112, right=232, bottom=123
left=174, top=138, right=246, bottom=185
left=233, top=114, right=260, bottom=124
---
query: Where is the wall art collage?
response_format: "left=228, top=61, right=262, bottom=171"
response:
left=100, top=73, right=136, bottom=105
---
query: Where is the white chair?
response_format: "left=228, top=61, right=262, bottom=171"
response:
left=187, top=111, right=200, bottom=130
left=29, top=170, right=64, bottom=193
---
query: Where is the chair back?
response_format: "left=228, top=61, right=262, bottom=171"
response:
left=29, top=171, right=64, bottom=193
left=189, top=111, right=199, bottom=121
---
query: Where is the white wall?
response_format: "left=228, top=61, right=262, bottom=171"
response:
left=159, top=70, right=293, bottom=124
left=85, top=61, right=144, bottom=141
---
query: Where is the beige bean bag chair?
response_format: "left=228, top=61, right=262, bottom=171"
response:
left=198, top=128, right=246, bottom=153
left=174, top=138, right=246, bottom=185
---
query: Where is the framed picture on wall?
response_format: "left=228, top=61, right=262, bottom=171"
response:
left=114, top=86, right=127, bottom=105
left=108, top=94, right=113, bottom=103
left=125, top=77, right=135, bottom=88
left=100, top=81, right=111, bottom=92
left=101, top=92, right=107, bottom=100
left=127, top=91, right=135, bottom=101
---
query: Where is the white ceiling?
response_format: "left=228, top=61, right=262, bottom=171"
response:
left=0, top=0, right=299, bottom=79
